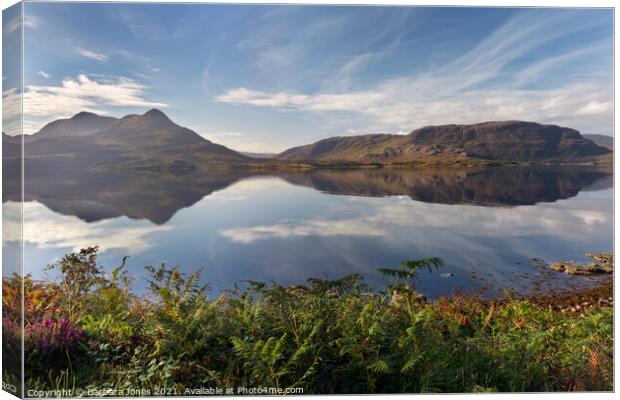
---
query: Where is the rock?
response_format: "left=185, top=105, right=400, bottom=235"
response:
left=550, top=261, right=580, bottom=273
left=586, top=252, right=613, bottom=270
left=549, top=253, right=613, bottom=275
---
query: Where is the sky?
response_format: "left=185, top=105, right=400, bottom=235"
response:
left=2, top=3, right=614, bottom=152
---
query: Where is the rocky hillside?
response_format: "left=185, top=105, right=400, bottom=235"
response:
left=278, top=121, right=611, bottom=164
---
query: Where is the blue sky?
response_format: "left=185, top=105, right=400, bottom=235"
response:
left=4, top=3, right=614, bottom=152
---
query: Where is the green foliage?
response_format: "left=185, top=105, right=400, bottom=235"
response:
left=46, top=247, right=105, bottom=319
left=378, top=257, right=443, bottom=292
left=15, top=249, right=613, bottom=394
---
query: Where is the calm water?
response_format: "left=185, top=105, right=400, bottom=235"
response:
left=3, top=166, right=613, bottom=297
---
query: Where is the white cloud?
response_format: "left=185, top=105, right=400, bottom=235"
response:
left=37, top=71, right=50, bottom=79
left=220, top=218, right=385, bottom=244
left=1, top=74, right=167, bottom=134
left=215, top=87, right=386, bottom=112
left=2, top=88, right=22, bottom=136
left=575, top=101, right=612, bottom=116
left=77, top=48, right=109, bottom=62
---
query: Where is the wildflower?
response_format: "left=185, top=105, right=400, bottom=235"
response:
left=24, top=317, right=84, bottom=353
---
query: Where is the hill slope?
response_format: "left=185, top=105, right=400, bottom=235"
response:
left=278, top=121, right=611, bottom=164
left=27, top=111, right=118, bottom=142
left=6, top=109, right=249, bottom=169
left=583, top=134, right=613, bottom=150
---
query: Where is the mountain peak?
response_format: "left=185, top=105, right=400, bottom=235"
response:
left=71, top=111, right=100, bottom=120
left=31, top=111, right=117, bottom=140
left=143, top=108, right=168, bottom=119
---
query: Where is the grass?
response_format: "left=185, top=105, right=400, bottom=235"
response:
left=2, top=247, right=613, bottom=395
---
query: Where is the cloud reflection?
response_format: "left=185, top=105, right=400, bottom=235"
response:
left=3, top=201, right=171, bottom=252
left=219, top=194, right=611, bottom=245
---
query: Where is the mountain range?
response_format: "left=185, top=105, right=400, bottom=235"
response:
left=3, top=109, right=250, bottom=172
left=2, top=110, right=612, bottom=171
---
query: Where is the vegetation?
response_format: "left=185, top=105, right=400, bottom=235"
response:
left=2, top=247, right=613, bottom=395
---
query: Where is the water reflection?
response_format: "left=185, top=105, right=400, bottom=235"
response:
left=3, top=165, right=612, bottom=298
left=3, top=166, right=612, bottom=224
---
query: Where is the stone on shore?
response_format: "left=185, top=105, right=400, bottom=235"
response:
left=549, top=252, right=613, bottom=275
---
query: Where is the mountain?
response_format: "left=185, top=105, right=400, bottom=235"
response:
left=5, top=116, right=612, bottom=171
left=4, top=109, right=250, bottom=170
left=277, top=121, right=611, bottom=164
left=2, top=132, right=21, bottom=164
left=27, top=111, right=118, bottom=142
left=583, top=134, right=613, bottom=150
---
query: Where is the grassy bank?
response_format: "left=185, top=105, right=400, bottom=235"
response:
left=2, top=248, right=613, bottom=394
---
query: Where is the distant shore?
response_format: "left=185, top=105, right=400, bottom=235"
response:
left=89, top=153, right=613, bottom=174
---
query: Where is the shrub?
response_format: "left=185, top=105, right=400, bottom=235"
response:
left=18, top=248, right=613, bottom=394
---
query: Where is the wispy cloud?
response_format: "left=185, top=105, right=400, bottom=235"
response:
left=119, top=9, right=166, bottom=40
left=4, top=13, right=41, bottom=34
left=217, top=10, right=613, bottom=135
left=24, top=14, right=41, bottom=29
left=4, top=16, right=21, bottom=34
left=37, top=70, right=50, bottom=79
left=76, top=46, right=160, bottom=74
left=77, top=48, right=109, bottom=62
left=215, top=87, right=386, bottom=112
left=236, top=10, right=348, bottom=72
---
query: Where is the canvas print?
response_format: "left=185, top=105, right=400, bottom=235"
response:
left=1, top=1, right=614, bottom=397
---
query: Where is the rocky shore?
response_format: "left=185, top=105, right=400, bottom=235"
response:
left=497, top=252, right=614, bottom=314
left=523, top=280, right=613, bottom=313
left=549, top=252, right=613, bottom=275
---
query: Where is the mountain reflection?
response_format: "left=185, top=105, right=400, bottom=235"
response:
left=2, top=166, right=612, bottom=225
left=279, top=167, right=613, bottom=206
